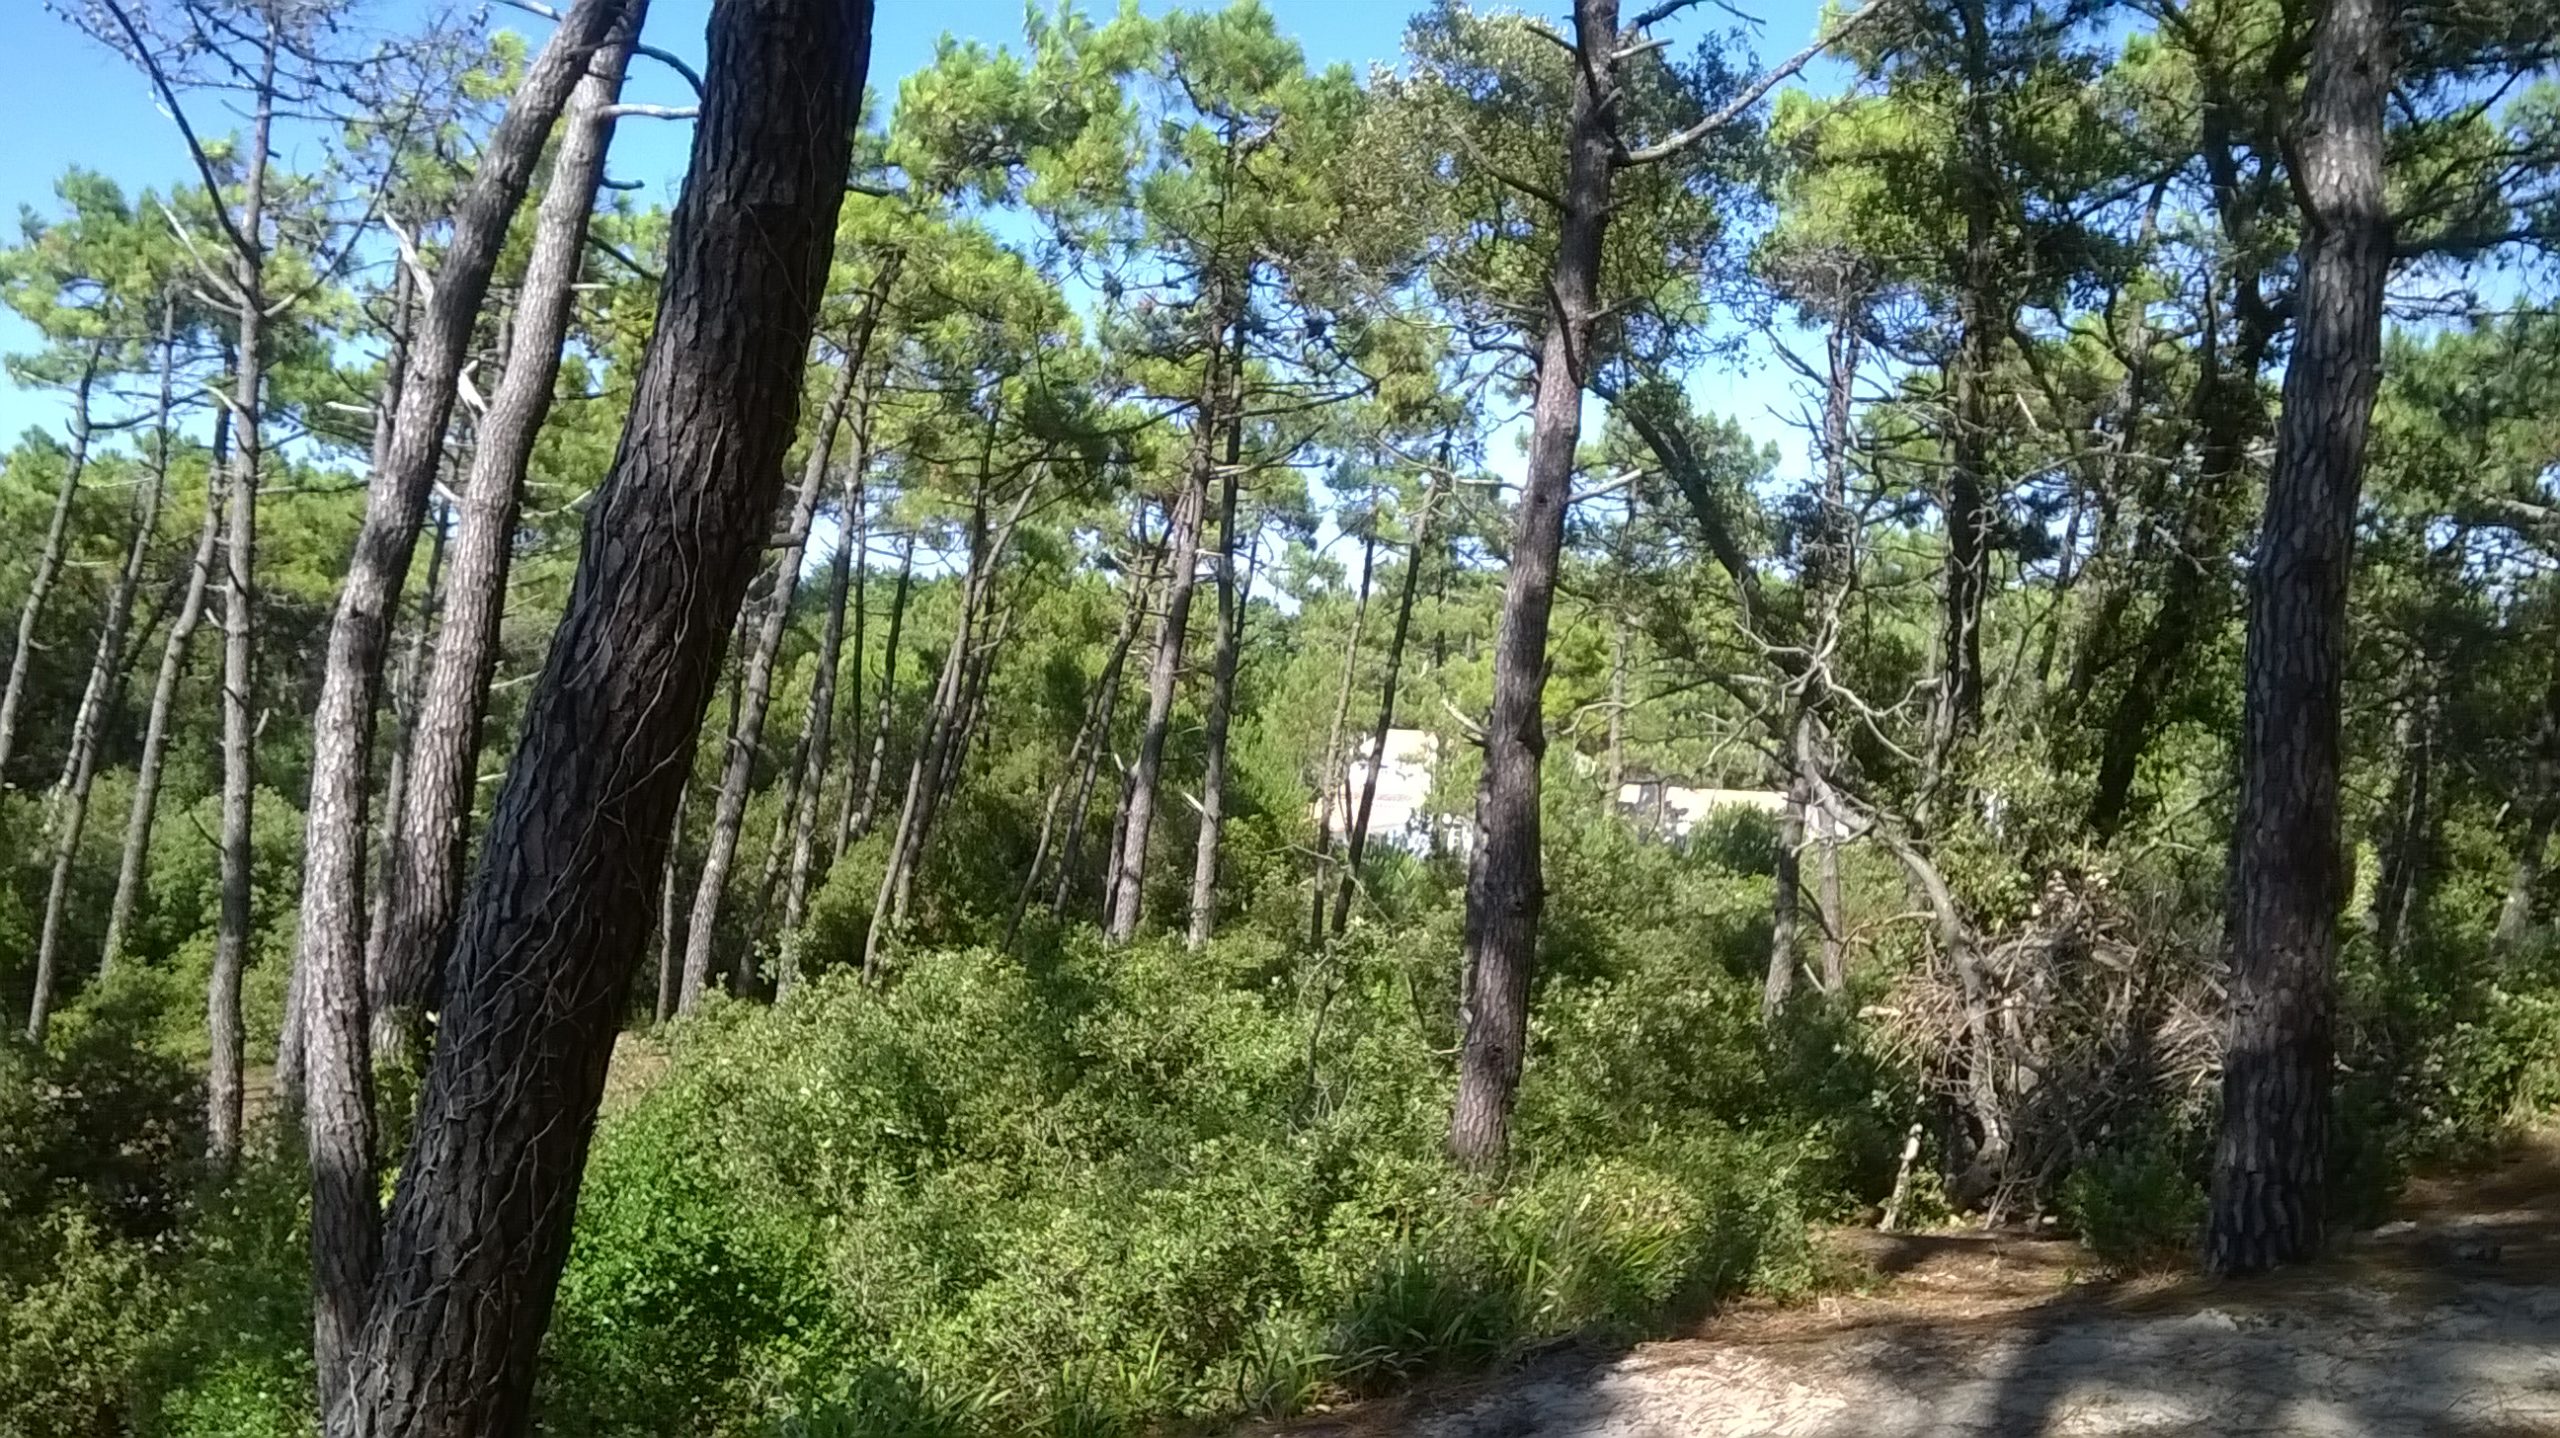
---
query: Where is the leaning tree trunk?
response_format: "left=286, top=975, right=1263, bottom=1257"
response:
left=298, top=1, right=637, bottom=1398
left=1186, top=419, right=1250, bottom=950
left=652, top=784, right=689, bottom=1023
left=210, top=34, right=278, bottom=1173
left=369, top=15, right=644, bottom=1057
left=27, top=317, right=177, bottom=1042
left=1014, top=558, right=1148, bottom=946
left=2206, top=0, right=2392, bottom=1278
left=2369, top=679, right=2437, bottom=962
left=1332, top=477, right=1439, bottom=934
left=1106, top=296, right=1229, bottom=944
left=0, top=353, right=100, bottom=788
left=101, top=406, right=228, bottom=974
left=1450, top=0, right=1617, bottom=1173
left=340, top=0, right=865, bottom=1428
left=677, top=343, right=863, bottom=1012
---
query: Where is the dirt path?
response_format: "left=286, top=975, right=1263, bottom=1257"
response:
left=1277, top=1132, right=2560, bottom=1437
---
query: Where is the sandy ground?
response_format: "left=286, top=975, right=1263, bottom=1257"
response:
left=1267, top=1133, right=2560, bottom=1437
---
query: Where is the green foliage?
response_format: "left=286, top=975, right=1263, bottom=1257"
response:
left=2057, top=1128, right=2206, bottom=1272
left=544, top=888, right=1870, bottom=1436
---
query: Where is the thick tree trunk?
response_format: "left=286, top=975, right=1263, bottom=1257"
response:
left=0, top=355, right=99, bottom=788
left=340, top=0, right=865, bottom=1427
left=1332, top=478, right=1438, bottom=934
left=1185, top=419, right=1250, bottom=950
left=27, top=316, right=177, bottom=1042
left=365, top=508, right=447, bottom=1003
left=369, top=18, right=643, bottom=1053
left=775, top=427, right=867, bottom=998
left=841, top=532, right=913, bottom=850
left=102, top=403, right=227, bottom=974
left=2206, top=0, right=2392, bottom=1278
left=677, top=342, right=863, bottom=1011
left=1450, top=0, right=1618, bottom=1173
left=299, top=2, right=635, bottom=1402
left=210, top=33, right=278, bottom=1173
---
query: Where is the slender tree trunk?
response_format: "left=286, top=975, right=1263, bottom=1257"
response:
left=1106, top=296, right=1229, bottom=944
left=343, top=0, right=865, bottom=1425
left=1333, top=478, right=1438, bottom=933
left=366, top=508, right=447, bottom=988
left=370, top=17, right=643, bottom=1053
left=1764, top=767, right=1807, bottom=1025
left=28, top=317, right=177, bottom=1041
left=0, top=354, right=101, bottom=788
left=1308, top=528, right=1376, bottom=947
left=652, top=784, right=688, bottom=1024
left=2206, top=0, right=2392, bottom=1277
left=842, top=532, right=913, bottom=850
left=864, top=485, right=1030, bottom=971
left=1185, top=420, right=1251, bottom=950
left=210, top=29, right=279, bottom=1174
left=2370, top=681, right=2437, bottom=961
left=677, top=332, right=871, bottom=1012
left=1818, top=818, right=1847, bottom=991
left=1014, top=562, right=1147, bottom=946
left=103, top=386, right=228, bottom=975
left=1927, top=0, right=1999, bottom=797
left=776, top=420, right=867, bottom=998
left=1450, top=0, right=1618, bottom=1172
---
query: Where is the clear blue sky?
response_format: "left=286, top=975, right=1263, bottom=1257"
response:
left=1, top=0, right=1838, bottom=473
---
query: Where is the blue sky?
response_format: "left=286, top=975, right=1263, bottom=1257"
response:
left=1, top=0, right=1841, bottom=479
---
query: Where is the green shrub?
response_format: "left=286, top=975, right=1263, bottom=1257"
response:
left=2058, top=1129, right=2205, bottom=1271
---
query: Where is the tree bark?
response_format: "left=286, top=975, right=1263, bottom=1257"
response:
left=1764, top=767, right=1807, bottom=1025
left=1333, top=477, right=1438, bottom=934
left=653, top=784, right=689, bottom=1023
left=365, top=507, right=447, bottom=1014
left=1106, top=294, right=1229, bottom=943
left=1450, top=0, right=1618, bottom=1173
left=1185, top=417, right=1250, bottom=950
left=27, top=313, right=177, bottom=1042
left=677, top=336, right=864, bottom=1012
left=340, top=0, right=865, bottom=1426
left=210, top=26, right=278, bottom=1174
left=369, top=15, right=644, bottom=1053
left=2206, top=0, right=2392, bottom=1278
left=2369, top=680, right=2436, bottom=961
left=0, top=351, right=100, bottom=789
left=102, top=398, right=228, bottom=974
left=1926, top=0, right=2000, bottom=798
left=299, top=2, right=637, bottom=1403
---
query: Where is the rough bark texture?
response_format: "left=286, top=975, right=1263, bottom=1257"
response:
left=334, top=1, right=864, bottom=1429
left=677, top=346, right=859, bottom=1010
left=210, top=33, right=277, bottom=1171
left=298, top=1, right=635, bottom=1405
left=1450, top=0, right=1617, bottom=1172
left=1764, top=769, right=1807, bottom=1024
left=370, top=17, right=642, bottom=1051
left=2206, top=0, right=2392, bottom=1278
left=28, top=318, right=175, bottom=1041
left=102, top=407, right=227, bottom=973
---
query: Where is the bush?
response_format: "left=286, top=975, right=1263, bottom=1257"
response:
left=2057, top=1128, right=2205, bottom=1271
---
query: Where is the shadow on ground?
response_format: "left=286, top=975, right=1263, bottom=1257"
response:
left=1265, top=1133, right=2560, bottom=1437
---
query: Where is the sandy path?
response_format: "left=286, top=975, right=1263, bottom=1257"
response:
left=1272, top=1135, right=2560, bottom=1437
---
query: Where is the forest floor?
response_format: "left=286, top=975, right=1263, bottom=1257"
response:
left=1264, top=1128, right=2560, bottom=1437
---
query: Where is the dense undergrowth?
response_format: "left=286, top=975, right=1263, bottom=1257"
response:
left=8, top=800, right=2560, bottom=1435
